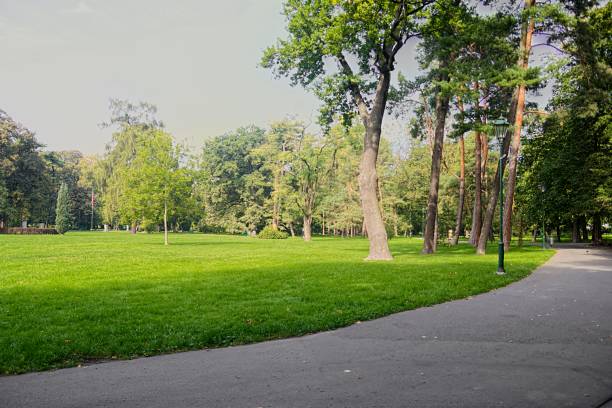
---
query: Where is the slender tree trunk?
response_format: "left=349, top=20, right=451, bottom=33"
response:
left=503, top=0, right=536, bottom=251
left=423, top=85, right=450, bottom=254
left=433, top=213, right=438, bottom=252
left=163, top=201, right=168, bottom=246
left=469, top=131, right=483, bottom=245
left=452, top=135, right=466, bottom=245
left=289, top=222, right=295, bottom=237
left=322, top=212, right=326, bottom=236
left=272, top=170, right=281, bottom=229
left=476, top=88, right=519, bottom=254
left=556, top=225, right=561, bottom=243
left=303, top=214, right=312, bottom=241
left=481, top=131, right=488, bottom=206
left=581, top=216, right=588, bottom=242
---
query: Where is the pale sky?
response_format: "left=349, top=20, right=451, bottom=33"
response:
left=0, top=0, right=330, bottom=154
left=1, top=1, right=550, bottom=155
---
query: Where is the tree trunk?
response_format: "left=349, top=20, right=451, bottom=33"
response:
left=572, top=218, right=579, bottom=243
left=452, top=135, right=466, bottom=245
left=322, top=212, right=326, bottom=236
left=469, top=131, right=483, bottom=246
left=476, top=87, right=519, bottom=255
left=503, top=0, right=536, bottom=251
left=556, top=224, right=561, bottom=243
left=289, top=222, right=295, bottom=237
left=581, top=216, right=589, bottom=242
left=163, top=201, right=168, bottom=246
left=433, top=213, right=438, bottom=252
left=592, top=213, right=602, bottom=245
left=303, top=214, right=312, bottom=241
left=481, top=131, right=489, bottom=204
left=422, top=87, right=450, bottom=254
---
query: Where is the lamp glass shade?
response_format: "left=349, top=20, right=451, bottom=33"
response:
left=492, top=117, right=509, bottom=144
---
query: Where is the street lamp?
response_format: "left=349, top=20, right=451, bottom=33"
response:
left=493, top=117, right=510, bottom=275
left=539, top=183, right=546, bottom=249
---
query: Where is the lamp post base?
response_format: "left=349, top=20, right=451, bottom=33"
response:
left=497, top=241, right=505, bottom=275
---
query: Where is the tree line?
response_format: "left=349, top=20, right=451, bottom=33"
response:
left=0, top=0, right=609, bottom=255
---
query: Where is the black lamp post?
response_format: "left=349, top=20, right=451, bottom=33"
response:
left=493, top=117, right=510, bottom=275
left=539, top=183, right=546, bottom=249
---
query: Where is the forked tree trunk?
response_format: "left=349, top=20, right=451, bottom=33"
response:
left=303, top=214, right=312, bottom=241
left=422, top=88, right=450, bottom=254
left=469, top=130, right=482, bottom=245
left=503, top=0, right=536, bottom=251
left=451, top=136, right=466, bottom=245
left=163, top=201, right=168, bottom=245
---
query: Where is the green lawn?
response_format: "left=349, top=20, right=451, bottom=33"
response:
left=0, top=232, right=553, bottom=374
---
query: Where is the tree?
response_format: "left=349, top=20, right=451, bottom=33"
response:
left=517, top=1, right=611, bottom=245
left=55, top=182, right=72, bottom=234
left=0, top=109, right=49, bottom=227
left=289, top=132, right=336, bottom=241
left=124, top=130, right=191, bottom=245
left=502, top=0, right=537, bottom=251
left=198, top=126, right=268, bottom=234
left=451, top=134, right=465, bottom=245
left=262, top=0, right=435, bottom=260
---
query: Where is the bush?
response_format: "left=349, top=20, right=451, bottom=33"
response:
left=257, top=225, right=289, bottom=239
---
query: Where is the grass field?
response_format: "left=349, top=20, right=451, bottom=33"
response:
left=0, top=232, right=553, bottom=374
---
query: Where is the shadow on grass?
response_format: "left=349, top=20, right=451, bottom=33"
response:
left=0, top=247, right=552, bottom=375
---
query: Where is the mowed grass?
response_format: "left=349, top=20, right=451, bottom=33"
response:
left=0, top=232, right=553, bottom=374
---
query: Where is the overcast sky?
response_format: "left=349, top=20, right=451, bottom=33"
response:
left=1, top=1, right=551, bottom=155
left=0, top=0, right=329, bottom=154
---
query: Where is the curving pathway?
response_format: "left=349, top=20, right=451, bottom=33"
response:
left=1, top=246, right=611, bottom=408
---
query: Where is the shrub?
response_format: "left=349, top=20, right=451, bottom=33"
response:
left=257, top=225, right=289, bottom=239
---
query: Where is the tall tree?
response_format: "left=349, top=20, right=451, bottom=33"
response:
left=55, top=182, right=72, bottom=234
left=262, top=0, right=435, bottom=260
left=502, top=0, right=537, bottom=251
left=0, top=109, right=49, bottom=227
left=451, top=134, right=465, bottom=245
left=289, top=132, right=336, bottom=241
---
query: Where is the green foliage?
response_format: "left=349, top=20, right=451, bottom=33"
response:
left=196, top=126, right=268, bottom=233
left=262, top=0, right=434, bottom=128
left=257, top=225, right=289, bottom=239
left=0, top=232, right=552, bottom=374
left=517, top=1, right=611, bottom=233
left=0, top=110, right=50, bottom=226
left=54, top=183, right=72, bottom=234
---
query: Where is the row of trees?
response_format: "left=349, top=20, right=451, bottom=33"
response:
left=1, top=1, right=608, bottom=254
left=262, top=0, right=611, bottom=258
left=0, top=109, right=95, bottom=230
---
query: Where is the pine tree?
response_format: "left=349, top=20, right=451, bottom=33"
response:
left=55, top=182, right=72, bottom=234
